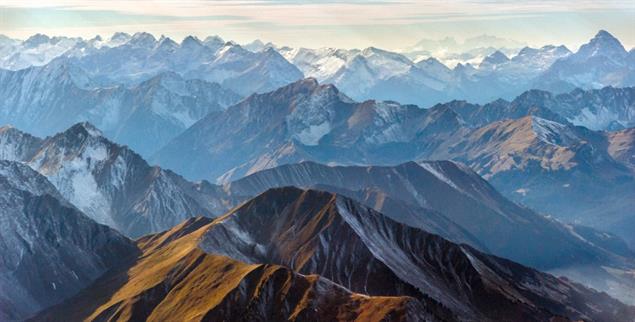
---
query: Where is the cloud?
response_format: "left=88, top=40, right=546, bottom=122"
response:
left=0, top=0, right=633, bottom=49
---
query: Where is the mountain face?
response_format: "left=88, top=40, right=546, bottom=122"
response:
left=32, top=188, right=635, bottom=322
left=224, top=161, right=630, bottom=270
left=423, top=115, right=635, bottom=247
left=0, top=160, right=137, bottom=321
left=32, top=215, right=434, bottom=322
left=0, top=62, right=241, bottom=156
left=0, top=123, right=244, bottom=238
left=536, top=30, right=635, bottom=93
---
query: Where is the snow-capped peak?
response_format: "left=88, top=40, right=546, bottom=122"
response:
left=480, top=50, right=509, bottom=67
left=576, top=29, right=627, bottom=59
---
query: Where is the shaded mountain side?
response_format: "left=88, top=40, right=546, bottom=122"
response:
left=32, top=189, right=635, bottom=321
left=225, top=161, right=624, bottom=271
left=0, top=160, right=137, bottom=321
left=308, top=182, right=488, bottom=250
left=31, top=217, right=438, bottom=322
left=225, top=161, right=635, bottom=304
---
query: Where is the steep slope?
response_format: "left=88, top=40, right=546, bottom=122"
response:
left=226, top=161, right=624, bottom=270
left=424, top=116, right=635, bottom=245
left=0, top=125, right=42, bottom=160
left=536, top=30, right=635, bottom=93
left=33, top=216, right=432, bottom=322
left=609, top=127, right=635, bottom=169
left=0, top=160, right=137, bottom=321
left=32, top=189, right=635, bottom=322
left=0, top=63, right=241, bottom=156
left=201, top=188, right=634, bottom=321
left=0, top=123, right=243, bottom=238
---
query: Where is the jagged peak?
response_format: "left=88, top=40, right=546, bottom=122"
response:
left=481, top=50, right=509, bottom=65
left=593, top=29, right=618, bottom=41
left=576, top=29, right=626, bottom=58
left=180, top=35, right=202, bottom=47
left=65, top=122, right=104, bottom=138
left=157, top=35, right=177, bottom=47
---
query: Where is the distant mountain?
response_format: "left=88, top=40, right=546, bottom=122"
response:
left=0, top=62, right=241, bottom=156
left=276, top=36, right=573, bottom=106
left=152, top=78, right=460, bottom=182
left=0, top=160, right=136, bottom=321
left=0, top=123, right=244, bottom=238
left=62, top=33, right=303, bottom=95
left=0, top=34, right=82, bottom=70
left=32, top=188, right=635, bottom=322
left=437, top=86, right=635, bottom=131
left=3, top=30, right=630, bottom=107
left=536, top=30, right=635, bottom=93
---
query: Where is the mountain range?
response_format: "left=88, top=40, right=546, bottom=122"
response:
left=0, top=123, right=244, bottom=238
left=1, top=28, right=635, bottom=321
left=1, top=30, right=633, bottom=112
left=28, top=188, right=635, bottom=322
left=2, top=121, right=635, bottom=308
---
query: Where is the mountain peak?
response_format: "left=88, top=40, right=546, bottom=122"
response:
left=180, top=35, right=202, bottom=47
left=594, top=29, right=616, bottom=40
left=481, top=50, right=509, bottom=66
left=292, top=77, right=320, bottom=90
left=576, top=29, right=626, bottom=59
left=157, top=35, right=178, bottom=49
left=66, top=122, right=103, bottom=138
left=24, top=33, right=51, bottom=47
left=110, top=32, right=130, bottom=41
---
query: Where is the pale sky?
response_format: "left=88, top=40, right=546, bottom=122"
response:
left=1, top=0, right=634, bottom=50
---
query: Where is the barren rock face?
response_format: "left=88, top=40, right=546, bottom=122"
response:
left=0, top=160, right=137, bottom=321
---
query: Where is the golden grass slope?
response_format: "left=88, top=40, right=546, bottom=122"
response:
left=32, top=217, right=424, bottom=322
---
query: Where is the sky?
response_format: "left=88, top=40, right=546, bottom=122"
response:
left=0, top=0, right=634, bottom=51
